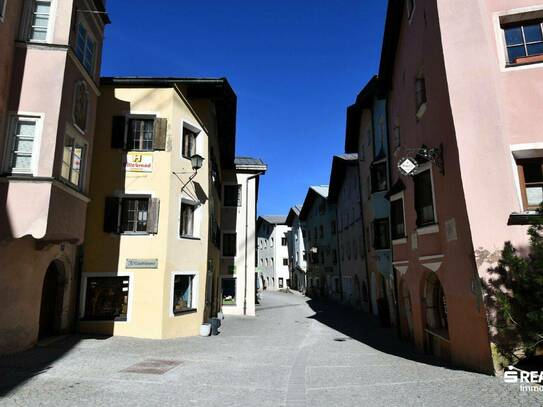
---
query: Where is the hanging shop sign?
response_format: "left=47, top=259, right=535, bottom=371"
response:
left=126, top=258, right=158, bottom=269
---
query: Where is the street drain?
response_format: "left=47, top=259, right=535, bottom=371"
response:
left=333, top=338, right=349, bottom=342
left=122, top=359, right=182, bottom=375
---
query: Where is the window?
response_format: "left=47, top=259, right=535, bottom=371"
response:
left=271, top=237, right=274, bottom=246
left=332, top=249, right=337, bottom=265
left=127, top=118, right=154, bottom=151
left=172, top=274, right=195, bottom=314
left=121, top=198, right=149, bottom=233
left=222, top=278, right=236, bottom=305
left=7, top=116, right=39, bottom=174
left=0, top=0, right=6, bottom=20
left=73, top=82, right=89, bottom=132
left=224, top=185, right=242, bottom=207
left=182, top=126, right=198, bottom=159
left=104, top=196, right=159, bottom=235
left=406, top=0, right=415, bottom=20
left=180, top=201, right=199, bottom=238
left=28, top=0, right=50, bottom=41
left=373, top=218, right=390, bottom=250
left=504, top=22, right=543, bottom=65
left=281, top=237, right=287, bottom=246
left=371, top=161, right=388, bottom=192
left=84, top=277, right=129, bottom=321
left=75, top=23, right=96, bottom=73
left=278, top=278, right=284, bottom=288
left=283, top=258, right=288, bottom=266
left=331, top=221, right=336, bottom=235
left=517, top=158, right=543, bottom=210
left=415, top=76, right=427, bottom=118
left=391, top=198, right=406, bottom=240
left=223, top=233, right=237, bottom=257
left=414, top=169, right=436, bottom=227
left=303, top=253, right=307, bottom=261
left=270, top=258, right=274, bottom=267
left=61, top=135, right=86, bottom=189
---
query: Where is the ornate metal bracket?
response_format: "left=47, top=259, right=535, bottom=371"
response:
left=398, top=144, right=444, bottom=176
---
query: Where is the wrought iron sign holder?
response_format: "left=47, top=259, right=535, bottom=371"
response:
left=397, top=144, right=444, bottom=177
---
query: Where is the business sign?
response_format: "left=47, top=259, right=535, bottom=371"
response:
left=398, top=157, right=419, bottom=176
left=126, top=258, right=158, bottom=269
left=126, top=152, right=153, bottom=173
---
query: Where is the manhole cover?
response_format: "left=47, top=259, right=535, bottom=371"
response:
left=122, top=359, right=182, bottom=375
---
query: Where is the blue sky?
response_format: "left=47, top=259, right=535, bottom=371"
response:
left=101, top=1, right=388, bottom=216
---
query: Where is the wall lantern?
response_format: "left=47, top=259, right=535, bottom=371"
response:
left=191, top=154, right=204, bottom=172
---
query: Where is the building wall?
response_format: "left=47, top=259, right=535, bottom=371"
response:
left=80, top=86, right=213, bottom=339
left=288, top=215, right=307, bottom=292
left=257, top=222, right=290, bottom=290
left=337, top=165, right=369, bottom=312
left=220, top=171, right=259, bottom=316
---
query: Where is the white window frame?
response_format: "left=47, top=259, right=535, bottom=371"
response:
left=79, top=272, right=134, bottom=323
left=169, top=271, right=199, bottom=317
left=510, top=143, right=543, bottom=211
left=178, top=196, right=202, bottom=240
left=180, top=120, right=202, bottom=161
left=414, top=163, right=439, bottom=235
left=22, top=0, right=56, bottom=43
left=223, top=182, right=242, bottom=208
left=60, top=127, right=88, bottom=190
left=75, top=18, right=97, bottom=75
left=123, top=112, right=158, bottom=151
left=390, top=191, right=407, bottom=245
left=3, top=112, right=44, bottom=176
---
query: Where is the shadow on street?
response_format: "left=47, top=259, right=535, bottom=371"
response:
left=305, top=297, right=459, bottom=371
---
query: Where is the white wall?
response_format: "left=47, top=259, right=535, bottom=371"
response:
left=257, top=222, right=291, bottom=290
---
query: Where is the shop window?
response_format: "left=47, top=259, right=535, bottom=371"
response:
left=84, top=276, right=129, bottom=321
left=172, top=274, right=195, bottom=314
left=373, top=218, right=390, bottom=250
left=414, top=169, right=436, bottom=227
left=391, top=198, right=406, bottom=240
left=517, top=158, right=543, bottom=210
left=224, top=184, right=242, bottom=207
left=371, top=161, right=388, bottom=192
left=222, top=278, right=236, bottom=305
left=223, top=233, right=237, bottom=257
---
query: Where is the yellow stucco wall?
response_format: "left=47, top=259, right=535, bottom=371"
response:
left=80, top=86, right=214, bottom=339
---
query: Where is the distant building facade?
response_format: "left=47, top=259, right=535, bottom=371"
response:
left=256, top=216, right=290, bottom=290
left=328, top=154, right=370, bottom=312
left=0, top=0, right=109, bottom=353
left=299, top=186, right=341, bottom=301
left=220, top=157, right=267, bottom=316
left=286, top=205, right=307, bottom=293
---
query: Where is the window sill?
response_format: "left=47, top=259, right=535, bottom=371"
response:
left=80, top=317, right=127, bottom=323
left=121, top=232, right=151, bottom=236
left=392, top=237, right=407, bottom=245
left=416, top=224, right=439, bottom=235
left=179, top=235, right=201, bottom=241
left=172, top=308, right=197, bottom=316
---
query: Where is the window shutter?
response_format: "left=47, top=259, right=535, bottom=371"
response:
left=104, top=197, right=120, bottom=233
left=111, top=116, right=126, bottom=149
left=147, top=198, right=160, bottom=234
left=153, top=118, right=167, bottom=150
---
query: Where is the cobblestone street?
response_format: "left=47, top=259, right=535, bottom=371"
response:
left=1, top=291, right=541, bottom=406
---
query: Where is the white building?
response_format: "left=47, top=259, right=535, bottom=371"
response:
left=286, top=205, right=307, bottom=293
left=256, top=216, right=290, bottom=290
left=221, top=157, right=267, bottom=316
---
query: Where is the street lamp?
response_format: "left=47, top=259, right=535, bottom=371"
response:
left=190, top=154, right=204, bottom=172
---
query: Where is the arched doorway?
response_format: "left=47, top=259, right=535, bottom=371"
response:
left=39, top=260, right=65, bottom=339
left=422, top=273, right=450, bottom=360
left=399, top=278, right=413, bottom=340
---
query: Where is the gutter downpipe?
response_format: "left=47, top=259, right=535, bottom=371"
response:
left=244, top=171, right=265, bottom=316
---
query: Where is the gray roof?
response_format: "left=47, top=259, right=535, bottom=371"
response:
left=292, top=205, right=302, bottom=215
left=311, top=185, right=329, bottom=198
left=260, top=215, right=288, bottom=225
left=234, top=157, right=268, bottom=171
left=337, top=153, right=358, bottom=161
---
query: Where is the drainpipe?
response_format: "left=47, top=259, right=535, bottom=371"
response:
left=244, top=171, right=264, bottom=316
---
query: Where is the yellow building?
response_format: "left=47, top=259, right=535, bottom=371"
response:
left=79, top=77, right=237, bottom=338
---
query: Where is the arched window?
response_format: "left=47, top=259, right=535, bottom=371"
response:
left=73, top=81, right=89, bottom=132
left=424, top=273, right=448, bottom=330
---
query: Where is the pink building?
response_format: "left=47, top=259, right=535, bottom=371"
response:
left=382, top=0, right=543, bottom=373
left=0, top=0, right=109, bottom=353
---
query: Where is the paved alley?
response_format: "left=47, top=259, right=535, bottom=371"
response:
left=0, top=291, right=541, bottom=407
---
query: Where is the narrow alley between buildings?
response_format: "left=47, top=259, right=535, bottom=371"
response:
left=1, top=291, right=540, bottom=407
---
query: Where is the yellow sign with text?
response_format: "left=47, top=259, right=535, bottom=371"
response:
left=126, top=152, right=153, bottom=173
